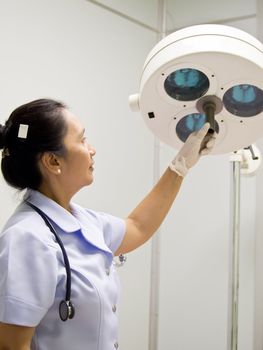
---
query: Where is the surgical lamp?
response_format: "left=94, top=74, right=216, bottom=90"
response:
left=129, top=24, right=263, bottom=154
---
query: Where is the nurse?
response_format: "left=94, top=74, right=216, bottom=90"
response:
left=0, top=98, right=215, bottom=350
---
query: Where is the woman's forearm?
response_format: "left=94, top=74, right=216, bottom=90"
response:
left=127, top=168, right=183, bottom=240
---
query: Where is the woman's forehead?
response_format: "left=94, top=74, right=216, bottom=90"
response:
left=63, top=109, right=84, bottom=135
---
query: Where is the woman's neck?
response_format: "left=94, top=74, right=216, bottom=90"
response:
left=37, top=182, right=72, bottom=212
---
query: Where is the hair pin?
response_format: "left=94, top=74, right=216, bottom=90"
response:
left=2, top=148, right=10, bottom=158
left=18, top=124, right=29, bottom=139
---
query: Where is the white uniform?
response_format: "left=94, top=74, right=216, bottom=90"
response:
left=0, top=189, right=125, bottom=350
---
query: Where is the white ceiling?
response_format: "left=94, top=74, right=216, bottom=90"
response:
left=87, top=0, right=257, bottom=35
left=87, top=0, right=159, bottom=30
left=166, top=0, right=256, bottom=30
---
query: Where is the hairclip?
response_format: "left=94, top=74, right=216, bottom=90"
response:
left=2, top=148, right=10, bottom=158
left=18, top=124, right=29, bottom=139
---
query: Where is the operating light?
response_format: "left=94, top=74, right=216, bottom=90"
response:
left=128, top=24, right=263, bottom=154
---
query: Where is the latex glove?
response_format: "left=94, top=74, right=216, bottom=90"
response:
left=169, top=123, right=216, bottom=177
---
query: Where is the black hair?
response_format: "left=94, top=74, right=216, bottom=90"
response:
left=0, top=98, right=68, bottom=190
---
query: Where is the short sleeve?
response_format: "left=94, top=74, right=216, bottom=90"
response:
left=97, top=212, right=126, bottom=253
left=0, top=227, right=59, bottom=327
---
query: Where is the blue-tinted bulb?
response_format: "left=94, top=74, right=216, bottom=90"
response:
left=232, top=85, right=256, bottom=104
left=164, top=68, right=209, bottom=101
left=185, top=114, right=206, bottom=132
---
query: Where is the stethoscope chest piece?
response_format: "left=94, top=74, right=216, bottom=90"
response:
left=59, top=300, right=75, bottom=321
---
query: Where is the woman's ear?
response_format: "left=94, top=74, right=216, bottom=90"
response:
left=39, top=152, right=61, bottom=175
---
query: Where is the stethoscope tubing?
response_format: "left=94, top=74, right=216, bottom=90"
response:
left=25, top=202, right=72, bottom=303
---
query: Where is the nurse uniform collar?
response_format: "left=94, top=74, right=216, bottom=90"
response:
left=129, top=24, right=263, bottom=154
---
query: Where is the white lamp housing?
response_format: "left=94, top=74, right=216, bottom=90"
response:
left=129, top=24, right=263, bottom=154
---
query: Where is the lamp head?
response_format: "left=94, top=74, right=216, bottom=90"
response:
left=129, top=24, right=263, bottom=154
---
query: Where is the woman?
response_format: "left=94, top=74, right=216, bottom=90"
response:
left=0, top=98, right=215, bottom=350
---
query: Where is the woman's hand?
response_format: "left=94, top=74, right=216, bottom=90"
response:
left=169, top=123, right=216, bottom=177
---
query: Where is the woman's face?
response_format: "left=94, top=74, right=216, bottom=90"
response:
left=59, top=109, right=96, bottom=192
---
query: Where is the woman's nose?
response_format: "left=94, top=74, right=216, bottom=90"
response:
left=88, top=144, right=96, bottom=156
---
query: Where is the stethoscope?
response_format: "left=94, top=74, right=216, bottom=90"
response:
left=26, top=201, right=127, bottom=321
left=26, top=201, right=75, bottom=322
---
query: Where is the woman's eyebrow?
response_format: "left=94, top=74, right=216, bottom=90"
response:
left=79, top=128, right=85, bottom=137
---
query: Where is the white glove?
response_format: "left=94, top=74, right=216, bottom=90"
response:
left=169, top=123, right=216, bottom=177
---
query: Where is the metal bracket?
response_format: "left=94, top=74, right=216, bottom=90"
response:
left=231, top=144, right=261, bottom=176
